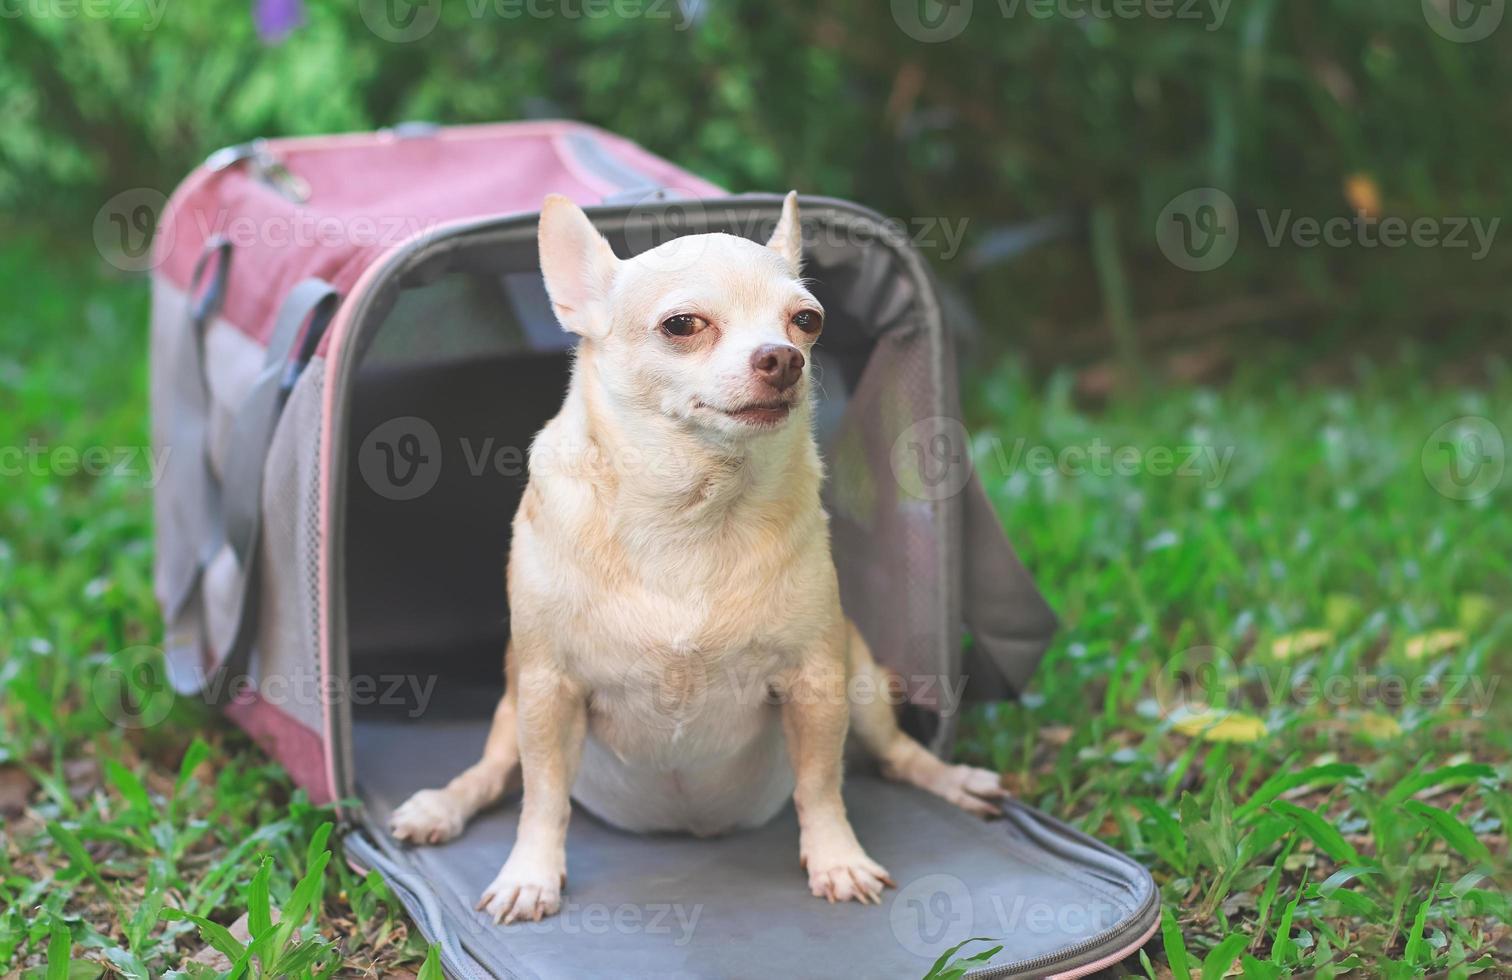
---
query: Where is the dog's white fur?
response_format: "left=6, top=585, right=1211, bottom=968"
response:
left=390, top=193, right=1008, bottom=923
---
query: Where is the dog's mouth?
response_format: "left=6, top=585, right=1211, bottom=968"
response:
left=697, top=397, right=796, bottom=428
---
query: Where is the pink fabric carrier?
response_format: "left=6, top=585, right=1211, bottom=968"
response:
left=149, top=120, right=1154, bottom=979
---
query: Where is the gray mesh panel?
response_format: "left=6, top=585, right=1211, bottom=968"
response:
left=250, top=362, right=328, bottom=734
left=826, top=328, right=950, bottom=710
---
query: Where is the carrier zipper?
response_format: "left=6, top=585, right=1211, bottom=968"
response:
left=965, top=885, right=1159, bottom=979
left=560, top=129, right=667, bottom=198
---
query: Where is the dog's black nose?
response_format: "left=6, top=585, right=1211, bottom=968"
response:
left=751, top=344, right=805, bottom=391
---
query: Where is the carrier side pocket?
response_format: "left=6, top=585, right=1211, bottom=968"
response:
left=201, top=279, right=338, bottom=698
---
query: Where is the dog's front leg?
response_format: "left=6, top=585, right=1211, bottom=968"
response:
left=479, top=659, right=586, bottom=924
left=781, top=629, right=894, bottom=905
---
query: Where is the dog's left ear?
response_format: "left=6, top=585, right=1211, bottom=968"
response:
left=539, top=194, right=621, bottom=341
left=767, top=191, right=803, bottom=275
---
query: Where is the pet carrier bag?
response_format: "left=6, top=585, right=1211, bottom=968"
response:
left=149, top=121, right=1157, bottom=978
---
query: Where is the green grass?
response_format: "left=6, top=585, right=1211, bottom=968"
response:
left=1, top=241, right=1507, bottom=977
left=0, top=241, right=427, bottom=977
left=957, top=358, right=1510, bottom=975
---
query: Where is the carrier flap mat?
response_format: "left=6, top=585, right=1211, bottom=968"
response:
left=351, top=720, right=1156, bottom=979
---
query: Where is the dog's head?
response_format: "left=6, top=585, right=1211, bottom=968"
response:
left=538, top=192, right=822, bottom=440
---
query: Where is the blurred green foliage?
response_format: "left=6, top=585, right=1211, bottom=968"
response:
left=1, top=0, right=1509, bottom=362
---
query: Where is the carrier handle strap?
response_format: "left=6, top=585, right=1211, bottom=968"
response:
left=163, top=239, right=234, bottom=617
left=160, top=238, right=238, bottom=694
left=188, top=237, right=234, bottom=383
left=209, top=278, right=339, bottom=698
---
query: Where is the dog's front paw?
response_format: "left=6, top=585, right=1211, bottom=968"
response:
left=390, top=789, right=466, bottom=845
left=478, top=856, right=565, bottom=924
left=930, top=764, right=1010, bottom=819
left=802, top=844, right=894, bottom=905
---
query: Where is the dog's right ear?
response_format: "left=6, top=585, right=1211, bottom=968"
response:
left=538, top=194, right=621, bottom=341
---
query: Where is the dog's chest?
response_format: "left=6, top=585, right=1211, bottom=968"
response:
left=573, top=593, right=796, bottom=756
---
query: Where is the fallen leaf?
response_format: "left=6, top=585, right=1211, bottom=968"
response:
left=1271, top=630, right=1334, bottom=660
left=1405, top=630, right=1466, bottom=660
left=1171, top=709, right=1267, bottom=743
left=1344, top=173, right=1382, bottom=218
left=1354, top=713, right=1402, bottom=740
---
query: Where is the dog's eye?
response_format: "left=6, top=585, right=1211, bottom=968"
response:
left=661, top=314, right=709, bottom=338
left=792, top=310, right=823, bottom=334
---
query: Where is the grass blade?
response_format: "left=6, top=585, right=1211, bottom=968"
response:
left=1270, top=869, right=1309, bottom=966
left=174, top=737, right=212, bottom=797
left=45, top=917, right=72, bottom=980
left=1201, top=933, right=1248, bottom=980
left=1162, top=906, right=1191, bottom=980
left=159, top=908, right=246, bottom=965
left=1384, top=764, right=1494, bottom=808
left=922, top=937, right=997, bottom=980
left=1269, top=801, right=1362, bottom=865
left=418, top=943, right=445, bottom=980
left=1403, top=801, right=1492, bottom=865
left=1403, top=871, right=1441, bottom=966
left=248, top=856, right=274, bottom=939
left=1234, top=764, right=1363, bottom=821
